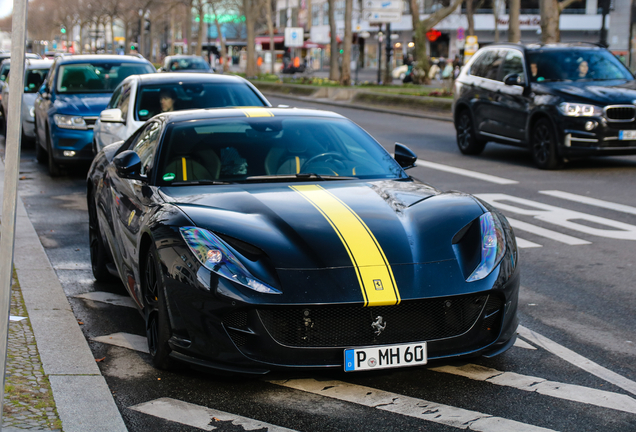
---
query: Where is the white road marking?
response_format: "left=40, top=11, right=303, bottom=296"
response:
left=92, top=332, right=149, bottom=354
left=270, top=378, right=557, bottom=432
left=514, top=338, right=537, bottom=350
left=74, top=291, right=137, bottom=309
left=515, top=237, right=542, bottom=248
left=540, top=190, right=636, bottom=215
left=130, top=397, right=298, bottom=431
left=518, top=325, right=636, bottom=397
left=415, top=160, right=518, bottom=185
left=9, top=315, right=26, bottom=322
left=507, top=218, right=591, bottom=246
left=430, top=363, right=636, bottom=415
left=477, top=193, right=636, bottom=240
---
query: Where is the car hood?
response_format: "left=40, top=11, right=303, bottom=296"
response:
left=160, top=180, right=490, bottom=302
left=53, top=93, right=111, bottom=116
left=534, top=79, right=636, bottom=105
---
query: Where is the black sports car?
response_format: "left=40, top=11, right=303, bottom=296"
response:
left=87, top=107, right=520, bottom=373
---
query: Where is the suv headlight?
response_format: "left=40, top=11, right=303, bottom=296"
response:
left=467, top=212, right=506, bottom=282
left=53, top=114, right=87, bottom=130
left=179, top=227, right=281, bottom=294
left=558, top=102, right=603, bottom=117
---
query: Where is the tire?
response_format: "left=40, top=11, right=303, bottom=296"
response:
left=456, top=110, right=487, bottom=155
left=88, top=192, right=112, bottom=282
left=144, top=245, right=176, bottom=370
left=46, top=129, right=62, bottom=177
left=35, top=136, right=47, bottom=163
left=531, top=118, right=563, bottom=170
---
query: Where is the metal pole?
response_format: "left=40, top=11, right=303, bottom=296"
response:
left=377, top=24, right=382, bottom=84
left=0, top=0, right=28, bottom=422
left=384, top=22, right=391, bottom=85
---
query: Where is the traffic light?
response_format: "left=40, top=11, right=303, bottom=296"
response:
left=60, top=26, right=66, bottom=34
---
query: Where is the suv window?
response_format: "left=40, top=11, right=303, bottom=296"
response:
left=131, top=121, right=162, bottom=176
left=499, top=50, right=525, bottom=82
left=470, top=50, right=502, bottom=80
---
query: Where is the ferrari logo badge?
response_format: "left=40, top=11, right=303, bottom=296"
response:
left=373, top=279, right=384, bottom=290
left=371, top=316, right=386, bottom=336
left=128, top=210, right=135, bottom=226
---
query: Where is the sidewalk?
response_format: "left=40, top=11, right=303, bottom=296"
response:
left=0, top=155, right=127, bottom=431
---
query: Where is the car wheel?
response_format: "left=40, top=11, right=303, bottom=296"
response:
left=144, top=245, right=175, bottom=370
left=46, top=129, right=62, bottom=177
left=88, top=193, right=113, bottom=282
left=531, top=118, right=563, bottom=170
left=456, top=110, right=487, bottom=155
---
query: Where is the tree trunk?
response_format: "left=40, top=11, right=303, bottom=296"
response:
left=265, top=0, right=276, bottom=74
left=110, top=16, right=116, bottom=53
left=170, top=12, right=175, bottom=55
left=196, top=1, right=204, bottom=56
left=78, top=21, right=83, bottom=54
left=540, top=0, right=559, bottom=43
left=211, top=1, right=229, bottom=72
left=340, top=0, right=352, bottom=85
left=328, top=0, right=339, bottom=81
left=493, top=0, right=499, bottom=43
left=149, top=13, right=156, bottom=62
left=466, top=0, right=474, bottom=35
left=124, top=19, right=128, bottom=54
left=508, top=0, right=520, bottom=42
left=139, top=10, right=146, bottom=57
left=185, top=0, right=193, bottom=54
left=244, top=0, right=257, bottom=77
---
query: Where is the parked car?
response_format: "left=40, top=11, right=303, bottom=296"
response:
left=0, top=59, right=53, bottom=140
left=0, top=54, right=42, bottom=111
left=87, top=107, right=520, bottom=372
left=158, top=55, right=213, bottom=73
left=93, top=73, right=270, bottom=154
left=453, top=43, right=636, bottom=169
left=33, top=55, right=155, bottom=176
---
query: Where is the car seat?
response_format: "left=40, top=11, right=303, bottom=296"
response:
left=163, top=128, right=220, bottom=181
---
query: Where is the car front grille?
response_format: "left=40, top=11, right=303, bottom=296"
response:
left=257, top=293, right=498, bottom=348
left=605, top=106, right=636, bottom=122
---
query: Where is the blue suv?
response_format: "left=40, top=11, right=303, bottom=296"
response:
left=34, top=55, right=155, bottom=176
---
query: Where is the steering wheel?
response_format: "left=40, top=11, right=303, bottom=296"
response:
left=300, top=152, right=348, bottom=172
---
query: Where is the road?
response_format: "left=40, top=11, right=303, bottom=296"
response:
left=3, top=96, right=636, bottom=431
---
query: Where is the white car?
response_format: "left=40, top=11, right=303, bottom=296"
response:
left=1, top=59, right=53, bottom=139
left=93, top=73, right=271, bottom=154
left=392, top=64, right=409, bottom=80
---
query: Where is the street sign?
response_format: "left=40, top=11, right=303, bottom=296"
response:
left=364, top=0, right=403, bottom=10
left=284, top=27, right=304, bottom=47
left=363, top=10, right=402, bottom=22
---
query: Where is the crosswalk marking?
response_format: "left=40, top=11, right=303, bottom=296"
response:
left=514, top=338, right=537, bottom=350
left=518, top=325, right=636, bottom=397
left=270, top=378, right=557, bottom=432
left=130, top=398, right=298, bottom=432
left=540, top=190, right=636, bottom=215
left=430, top=363, right=636, bottom=415
left=507, top=218, right=591, bottom=245
left=415, top=160, right=518, bottom=185
left=91, top=332, right=149, bottom=354
left=74, top=291, right=137, bottom=308
left=515, top=237, right=542, bottom=248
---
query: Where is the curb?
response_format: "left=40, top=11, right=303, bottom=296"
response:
left=0, top=159, right=127, bottom=431
left=260, top=92, right=454, bottom=122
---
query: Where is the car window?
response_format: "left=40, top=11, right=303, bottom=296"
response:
left=498, top=50, right=525, bottom=82
left=56, top=62, right=154, bottom=93
left=24, top=68, right=50, bottom=93
left=131, top=122, right=162, bottom=176
left=134, top=82, right=267, bottom=121
left=107, top=86, right=123, bottom=109
left=168, top=57, right=210, bottom=71
left=118, top=83, right=132, bottom=119
left=470, top=50, right=499, bottom=79
left=526, top=49, right=633, bottom=82
left=482, top=50, right=504, bottom=81
left=0, top=64, right=9, bottom=81
left=156, top=116, right=407, bottom=185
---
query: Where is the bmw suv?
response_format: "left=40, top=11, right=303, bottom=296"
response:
left=453, top=43, right=636, bottom=169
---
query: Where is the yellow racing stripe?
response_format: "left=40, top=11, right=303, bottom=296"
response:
left=291, top=185, right=400, bottom=306
left=237, top=108, right=274, bottom=118
left=181, top=157, right=188, bottom=181
left=295, top=156, right=300, bottom=174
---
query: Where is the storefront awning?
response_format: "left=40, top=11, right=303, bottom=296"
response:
left=255, top=36, right=284, bottom=44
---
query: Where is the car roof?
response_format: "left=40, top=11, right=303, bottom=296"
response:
left=482, top=42, right=609, bottom=53
left=26, top=59, right=54, bottom=69
left=133, top=72, right=248, bottom=85
left=159, top=107, right=345, bottom=124
left=56, top=55, right=152, bottom=65
left=165, top=55, right=206, bottom=59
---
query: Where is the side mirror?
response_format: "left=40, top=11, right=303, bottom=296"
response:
left=113, top=150, right=144, bottom=180
left=100, top=108, right=124, bottom=123
left=394, top=142, right=417, bottom=169
left=504, top=73, right=523, bottom=86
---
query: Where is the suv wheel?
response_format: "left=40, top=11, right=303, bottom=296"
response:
left=531, top=118, right=563, bottom=170
left=46, top=129, right=62, bottom=177
left=456, top=110, right=487, bottom=155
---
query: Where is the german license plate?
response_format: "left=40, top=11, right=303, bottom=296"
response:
left=344, top=342, right=427, bottom=372
left=618, top=130, right=636, bottom=140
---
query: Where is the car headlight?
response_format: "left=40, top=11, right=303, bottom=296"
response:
left=179, top=227, right=281, bottom=294
left=558, top=102, right=603, bottom=117
left=29, top=106, right=35, bottom=118
left=467, top=212, right=506, bottom=282
left=53, top=114, right=87, bottom=129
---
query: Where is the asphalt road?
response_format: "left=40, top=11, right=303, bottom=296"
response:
left=4, top=97, right=636, bottom=431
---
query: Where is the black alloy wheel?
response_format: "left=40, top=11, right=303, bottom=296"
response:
left=144, top=246, right=175, bottom=370
left=46, top=129, right=61, bottom=177
left=531, top=118, right=563, bottom=170
left=456, top=110, right=487, bottom=155
left=34, top=117, right=47, bottom=164
left=88, top=194, right=113, bottom=282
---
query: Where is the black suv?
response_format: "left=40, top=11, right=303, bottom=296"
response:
left=453, top=43, right=636, bottom=169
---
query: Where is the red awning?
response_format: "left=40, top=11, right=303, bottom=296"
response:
left=303, top=40, right=325, bottom=48
left=255, top=35, right=284, bottom=44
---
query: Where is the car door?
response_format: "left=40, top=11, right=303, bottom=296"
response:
left=34, top=61, right=56, bottom=147
left=492, top=49, right=529, bottom=142
left=106, top=121, right=163, bottom=289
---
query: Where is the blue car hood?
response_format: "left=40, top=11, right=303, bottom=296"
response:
left=54, top=93, right=111, bottom=116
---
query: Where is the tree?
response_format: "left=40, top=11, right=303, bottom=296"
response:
left=408, top=0, right=463, bottom=84
left=195, top=0, right=205, bottom=56
left=465, top=0, right=485, bottom=36
left=327, top=0, right=339, bottom=81
left=210, top=0, right=229, bottom=72
left=539, top=0, right=581, bottom=43
left=264, top=0, right=276, bottom=74
left=508, top=0, right=520, bottom=43
left=242, top=0, right=261, bottom=77
left=340, top=0, right=353, bottom=85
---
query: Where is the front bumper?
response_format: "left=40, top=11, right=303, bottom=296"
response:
left=50, top=124, right=95, bottom=163
left=557, top=116, right=636, bottom=157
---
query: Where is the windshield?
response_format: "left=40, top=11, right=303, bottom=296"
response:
left=24, top=68, right=49, bottom=93
left=135, top=82, right=266, bottom=121
left=527, top=49, right=633, bottom=82
left=168, top=57, right=210, bottom=71
left=156, top=117, right=406, bottom=185
left=57, top=62, right=155, bottom=93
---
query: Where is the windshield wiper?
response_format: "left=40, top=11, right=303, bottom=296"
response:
left=243, top=173, right=358, bottom=182
left=170, top=180, right=233, bottom=185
